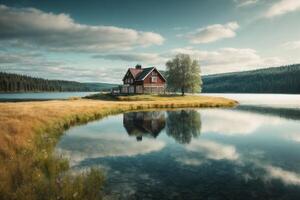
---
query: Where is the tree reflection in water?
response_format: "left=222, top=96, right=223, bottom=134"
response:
left=123, top=110, right=201, bottom=144
left=166, top=110, right=201, bottom=144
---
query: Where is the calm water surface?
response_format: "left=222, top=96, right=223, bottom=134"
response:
left=202, top=93, right=300, bottom=108
left=0, top=92, right=97, bottom=100
left=55, top=95, right=300, bottom=200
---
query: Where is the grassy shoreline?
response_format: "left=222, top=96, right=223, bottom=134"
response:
left=0, top=95, right=237, bottom=199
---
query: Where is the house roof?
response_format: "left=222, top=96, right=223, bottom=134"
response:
left=136, top=67, right=155, bottom=81
left=129, top=68, right=143, bottom=78
left=123, top=66, right=166, bottom=82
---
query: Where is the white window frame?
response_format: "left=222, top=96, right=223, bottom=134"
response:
left=151, top=76, right=157, bottom=83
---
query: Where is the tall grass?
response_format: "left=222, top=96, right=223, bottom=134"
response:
left=0, top=95, right=237, bottom=200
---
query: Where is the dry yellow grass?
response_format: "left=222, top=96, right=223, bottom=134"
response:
left=0, top=95, right=237, bottom=199
left=0, top=95, right=237, bottom=153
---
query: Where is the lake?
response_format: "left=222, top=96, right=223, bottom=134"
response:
left=202, top=93, right=300, bottom=108
left=55, top=94, right=300, bottom=200
left=0, top=92, right=98, bottom=101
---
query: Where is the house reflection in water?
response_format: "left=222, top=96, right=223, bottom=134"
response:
left=123, top=111, right=166, bottom=141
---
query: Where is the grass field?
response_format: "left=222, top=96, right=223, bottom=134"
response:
left=0, top=94, right=237, bottom=200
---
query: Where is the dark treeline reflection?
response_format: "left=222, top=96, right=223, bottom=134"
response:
left=123, top=110, right=201, bottom=144
left=237, top=105, right=300, bottom=121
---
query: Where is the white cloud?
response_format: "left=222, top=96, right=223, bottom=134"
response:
left=171, top=47, right=284, bottom=74
left=56, top=133, right=166, bottom=166
left=92, top=52, right=168, bottom=65
left=1, top=45, right=286, bottom=82
left=175, top=157, right=207, bottom=166
left=0, top=5, right=164, bottom=52
left=0, top=53, right=35, bottom=64
left=234, top=0, right=259, bottom=7
left=264, top=165, right=300, bottom=185
left=0, top=61, right=125, bottom=83
left=185, top=139, right=239, bottom=160
left=265, top=0, right=300, bottom=18
left=200, top=109, right=282, bottom=136
left=0, top=51, right=65, bottom=75
left=283, top=40, right=300, bottom=50
left=185, top=22, right=239, bottom=44
left=285, top=132, right=300, bottom=143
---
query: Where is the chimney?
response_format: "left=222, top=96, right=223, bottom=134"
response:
left=135, top=64, right=142, bottom=69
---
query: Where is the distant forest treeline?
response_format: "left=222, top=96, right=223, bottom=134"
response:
left=0, top=72, right=117, bottom=92
left=2, top=64, right=300, bottom=93
left=202, top=64, right=300, bottom=94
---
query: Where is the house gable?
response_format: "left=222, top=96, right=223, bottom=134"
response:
left=122, top=68, right=143, bottom=81
left=142, top=68, right=166, bottom=84
left=122, top=69, right=132, bottom=81
left=136, top=67, right=166, bottom=82
left=122, top=69, right=135, bottom=84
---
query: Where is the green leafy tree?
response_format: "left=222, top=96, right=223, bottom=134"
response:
left=165, top=54, right=202, bottom=95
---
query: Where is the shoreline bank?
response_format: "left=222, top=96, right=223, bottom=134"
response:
left=0, top=95, right=237, bottom=200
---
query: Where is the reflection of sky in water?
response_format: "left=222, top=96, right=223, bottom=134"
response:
left=55, top=107, right=300, bottom=200
left=202, top=93, right=300, bottom=108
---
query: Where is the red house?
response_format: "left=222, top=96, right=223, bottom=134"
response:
left=121, top=64, right=166, bottom=94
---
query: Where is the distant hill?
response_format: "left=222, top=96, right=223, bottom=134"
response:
left=0, top=72, right=118, bottom=92
left=83, top=82, right=119, bottom=91
left=202, top=64, right=300, bottom=94
left=2, top=64, right=300, bottom=93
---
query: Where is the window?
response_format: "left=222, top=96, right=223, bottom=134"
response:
left=151, top=76, right=157, bottom=83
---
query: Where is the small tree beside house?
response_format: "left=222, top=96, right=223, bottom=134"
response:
left=165, top=54, right=202, bottom=95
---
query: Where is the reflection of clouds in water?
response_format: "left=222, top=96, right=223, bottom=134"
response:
left=178, top=139, right=300, bottom=186
left=56, top=133, right=165, bottom=166
left=285, top=132, right=300, bottom=143
left=175, top=139, right=238, bottom=166
left=103, top=170, right=160, bottom=200
left=67, top=164, right=111, bottom=176
left=201, top=109, right=282, bottom=135
left=185, top=139, right=239, bottom=161
left=240, top=152, right=300, bottom=186
left=175, top=157, right=207, bottom=166
left=241, top=151, right=300, bottom=186
left=263, top=165, right=300, bottom=186
left=56, top=108, right=300, bottom=191
left=202, top=94, right=300, bottom=108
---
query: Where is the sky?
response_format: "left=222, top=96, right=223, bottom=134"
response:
left=0, top=0, right=300, bottom=83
